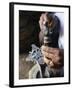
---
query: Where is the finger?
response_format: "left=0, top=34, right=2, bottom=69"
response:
left=39, top=15, right=44, bottom=25
left=43, top=13, right=48, bottom=24
left=40, top=13, right=48, bottom=25
left=39, top=14, right=45, bottom=30
left=51, top=55, right=64, bottom=68
left=42, top=47, right=60, bottom=62
left=44, top=57, right=54, bottom=67
left=39, top=14, right=44, bottom=24
left=42, top=45, right=59, bottom=55
left=39, top=20, right=43, bottom=30
left=52, top=56, right=60, bottom=63
left=42, top=50, right=54, bottom=59
left=41, top=45, right=53, bottom=53
left=44, top=56, right=51, bottom=65
left=40, top=13, right=45, bottom=22
left=49, top=61, right=54, bottom=68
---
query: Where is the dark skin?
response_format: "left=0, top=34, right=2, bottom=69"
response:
left=41, top=46, right=64, bottom=69
left=39, top=13, right=64, bottom=69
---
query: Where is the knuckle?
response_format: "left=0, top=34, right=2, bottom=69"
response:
left=44, top=57, right=50, bottom=65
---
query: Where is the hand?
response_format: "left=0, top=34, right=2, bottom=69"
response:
left=41, top=45, right=64, bottom=69
left=39, top=13, right=49, bottom=44
left=39, top=13, right=48, bottom=31
left=39, top=13, right=55, bottom=45
left=39, top=12, right=54, bottom=31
